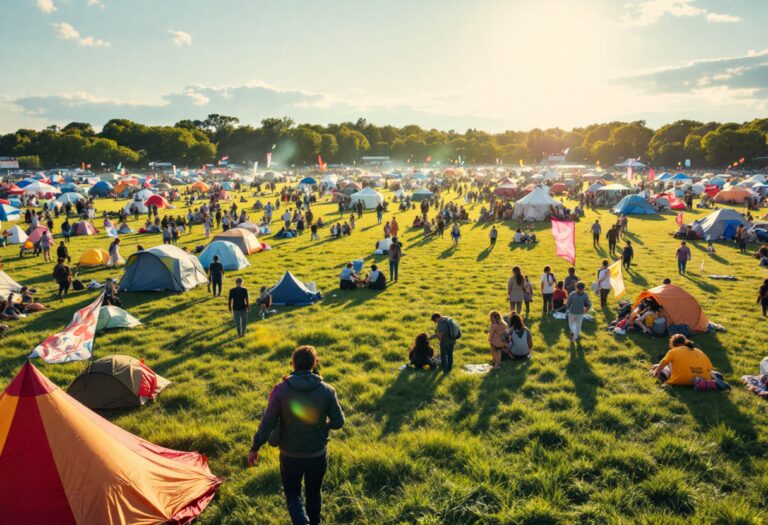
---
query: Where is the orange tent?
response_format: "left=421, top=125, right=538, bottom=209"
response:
left=0, top=362, right=221, bottom=524
left=633, top=284, right=709, bottom=333
left=714, top=186, right=754, bottom=204
left=190, top=181, right=210, bottom=192
left=212, top=228, right=262, bottom=254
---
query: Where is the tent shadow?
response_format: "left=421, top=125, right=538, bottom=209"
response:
left=375, top=368, right=444, bottom=436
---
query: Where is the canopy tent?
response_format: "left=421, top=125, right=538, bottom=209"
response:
left=67, top=355, right=166, bottom=409
left=696, top=208, right=750, bottom=241
left=4, top=225, right=27, bottom=244
left=668, top=173, right=692, bottom=182
left=615, top=159, right=646, bottom=168
left=349, top=187, right=384, bottom=209
left=120, top=245, right=208, bottom=292
left=512, top=186, right=563, bottom=221
left=22, top=181, right=60, bottom=195
left=212, top=228, right=263, bottom=255
left=633, top=284, right=709, bottom=333
left=0, top=204, right=21, bottom=221
left=89, top=181, right=113, bottom=197
left=596, top=183, right=631, bottom=192
left=714, top=186, right=754, bottom=204
left=411, top=188, right=434, bottom=202
left=270, top=272, right=323, bottom=306
left=79, top=248, right=111, bottom=267
left=612, top=194, right=657, bottom=215
left=72, top=221, right=98, bottom=236
left=198, top=240, right=251, bottom=270
left=95, top=306, right=142, bottom=332
left=0, top=362, right=219, bottom=523
left=0, top=270, right=22, bottom=298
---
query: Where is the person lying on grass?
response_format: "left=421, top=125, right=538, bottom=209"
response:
left=409, top=333, right=436, bottom=369
left=649, top=334, right=715, bottom=387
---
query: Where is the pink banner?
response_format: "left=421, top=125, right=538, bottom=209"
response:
left=649, top=168, right=655, bottom=181
left=29, top=291, right=104, bottom=363
left=551, top=219, right=576, bottom=265
left=676, top=212, right=684, bottom=226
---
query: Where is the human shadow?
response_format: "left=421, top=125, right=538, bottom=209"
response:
left=460, top=359, right=530, bottom=432
left=477, top=246, right=493, bottom=262
left=627, top=268, right=648, bottom=287
left=321, top=287, right=383, bottom=309
left=681, top=272, right=720, bottom=293
left=565, top=342, right=601, bottom=412
left=690, top=241, right=730, bottom=265
left=438, top=246, right=457, bottom=259
left=375, top=368, right=445, bottom=436
left=624, top=231, right=645, bottom=246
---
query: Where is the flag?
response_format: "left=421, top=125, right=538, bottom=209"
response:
left=29, top=291, right=104, bottom=363
left=676, top=212, right=684, bottom=226
left=608, top=260, right=626, bottom=299
left=425, top=155, right=432, bottom=163
left=649, top=168, right=655, bottom=181
left=563, top=147, right=570, bottom=156
left=550, top=219, right=576, bottom=265
left=266, top=152, right=272, bottom=168
left=317, top=155, right=327, bottom=172
left=739, top=157, right=745, bottom=164
left=684, top=158, right=691, bottom=168
left=519, top=159, right=524, bottom=167
left=116, top=162, right=122, bottom=171
left=253, top=161, right=258, bottom=174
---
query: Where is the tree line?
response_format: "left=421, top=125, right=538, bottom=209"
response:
left=1, top=115, right=767, bottom=170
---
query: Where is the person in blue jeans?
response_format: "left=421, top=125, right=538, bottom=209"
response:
left=228, top=277, right=249, bottom=337
left=676, top=241, right=692, bottom=275
left=248, top=346, right=345, bottom=525
left=388, top=237, right=402, bottom=282
left=430, top=312, right=458, bottom=373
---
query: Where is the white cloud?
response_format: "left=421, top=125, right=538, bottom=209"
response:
left=86, top=0, right=104, bottom=7
left=168, top=30, right=192, bottom=47
left=51, top=22, right=110, bottom=47
left=35, top=0, right=57, bottom=14
left=622, top=0, right=740, bottom=26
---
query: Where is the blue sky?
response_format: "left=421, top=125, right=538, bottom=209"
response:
left=1, top=0, right=766, bottom=132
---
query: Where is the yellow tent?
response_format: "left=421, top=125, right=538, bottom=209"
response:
left=79, top=248, right=110, bottom=267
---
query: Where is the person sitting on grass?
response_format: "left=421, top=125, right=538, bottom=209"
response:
left=632, top=299, right=661, bottom=335
left=552, top=281, right=568, bottom=313
left=505, top=312, right=533, bottom=359
left=257, top=286, right=272, bottom=320
left=0, top=298, right=20, bottom=321
left=649, top=334, right=714, bottom=387
left=364, top=264, right=386, bottom=290
left=409, top=333, right=436, bottom=369
left=339, top=262, right=361, bottom=290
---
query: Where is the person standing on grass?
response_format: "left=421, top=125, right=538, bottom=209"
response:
left=376, top=202, right=383, bottom=224
left=209, top=255, right=224, bottom=297
left=508, top=266, right=525, bottom=314
left=56, top=241, right=70, bottom=264
left=388, top=236, right=402, bottom=282
left=566, top=281, right=592, bottom=342
left=758, top=278, right=768, bottom=317
left=107, top=238, right=121, bottom=267
left=248, top=345, right=345, bottom=525
left=52, top=257, right=72, bottom=300
left=489, top=225, right=498, bottom=248
left=430, top=312, right=460, bottom=373
left=622, top=240, right=633, bottom=271
left=597, top=260, right=611, bottom=308
left=228, top=277, right=249, bottom=337
left=676, top=241, right=692, bottom=275
left=591, top=220, right=601, bottom=247
left=451, top=222, right=461, bottom=247
left=606, top=224, right=619, bottom=257
left=390, top=216, right=399, bottom=238
left=540, top=265, right=556, bottom=316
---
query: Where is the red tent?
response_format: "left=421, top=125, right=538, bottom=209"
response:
left=550, top=182, right=567, bottom=194
left=704, top=185, right=720, bottom=198
left=652, top=192, right=685, bottom=210
left=144, top=194, right=170, bottom=208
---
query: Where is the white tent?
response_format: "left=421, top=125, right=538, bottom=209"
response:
left=321, top=174, right=338, bottom=188
left=133, top=188, right=155, bottom=201
left=349, top=187, right=384, bottom=209
left=374, top=237, right=393, bottom=254
left=23, top=181, right=60, bottom=194
left=123, top=200, right=149, bottom=214
left=5, top=225, right=28, bottom=245
left=512, top=186, right=563, bottom=221
left=0, top=270, right=22, bottom=298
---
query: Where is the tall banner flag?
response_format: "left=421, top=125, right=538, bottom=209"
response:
left=627, top=166, right=633, bottom=182
left=29, top=291, right=104, bottom=363
left=519, top=159, right=524, bottom=167
left=676, top=212, right=684, bottom=226
left=608, top=260, right=626, bottom=299
left=551, top=219, right=576, bottom=265
left=266, top=152, right=272, bottom=168
left=649, top=168, right=655, bottom=181
left=116, top=162, right=122, bottom=172
left=253, top=161, right=258, bottom=174
left=317, top=155, right=327, bottom=172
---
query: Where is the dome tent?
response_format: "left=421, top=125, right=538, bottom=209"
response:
left=270, top=272, right=323, bottom=306
left=79, top=248, right=110, bottom=267
left=212, top=228, right=263, bottom=255
left=512, top=186, right=563, bottom=221
left=4, top=225, right=27, bottom=244
left=0, top=270, right=22, bottom=298
left=349, top=187, right=384, bottom=209
left=89, top=180, right=113, bottom=197
left=612, top=194, right=657, bottom=215
left=67, top=355, right=164, bottom=410
left=633, top=284, right=709, bottom=333
left=411, top=188, right=434, bottom=202
left=96, top=306, right=142, bottom=332
left=0, top=362, right=219, bottom=523
left=72, top=221, right=98, bottom=236
left=0, top=203, right=21, bottom=222
left=198, top=240, right=251, bottom=270
left=696, top=208, right=750, bottom=241
left=120, top=244, right=208, bottom=292
left=55, top=192, right=85, bottom=205
left=714, top=186, right=754, bottom=204
left=235, top=221, right=260, bottom=234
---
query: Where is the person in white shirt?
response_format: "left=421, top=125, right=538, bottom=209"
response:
left=540, top=266, right=556, bottom=315
left=597, top=259, right=612, bottom=308
left=339, top=262, right=360, bottom=290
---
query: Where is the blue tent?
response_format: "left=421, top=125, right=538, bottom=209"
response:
left=59, top=182, right=78, bottom=193
left=668, top=173, right=691, bottom=181
left=270, top=272, right=322, bottom=306
left=697, top=209, right=750, bottom=240
left=16, top=179, right=32, bottom=188
left=220, top=182, right=234, bottom=190
left=89, top=181, right=113, bottom=197
left=708, top=177, right=727, bottom=188
left=612, top=195, right=657, bottom=215
left=0, top=204, right=21, bottom=221
left=198, top=240, right=250, bottom=270
left=657, top=172, right=672, bottom=181
left=299, top=177, right=317, bottom=185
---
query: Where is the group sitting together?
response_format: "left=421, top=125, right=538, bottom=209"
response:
left=608, top=296, right=664, bottom=335
left=339, top=262, right=386, bottom=290
left=0, top=287, right=46, bottom=322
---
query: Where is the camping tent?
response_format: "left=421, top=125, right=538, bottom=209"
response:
left=190, top=181, right=209, bottom=192
left=714, top=186, right=754, bottom=204
left=349, top=187, right=384, bottom=209
left=120, top=244, right=208, bottom=292
left=411, top=188, right=434, bottom=202
left=270, top=272, right=323, bottom=306
left=73, top=221, right=98, bottom=236
left=95, top=306, right=142, bottom=332
left=585, top=181, right=605, bottom=194
left=235, top=221, right=260, bottom=234
left=212, top=228, right=262, bottom=255
left=27, top=226, right=53, bottom=245
left=22, top=181, right=60, bottom=195
left=67, top=355, right=162, bottom=409
left=696, top=208, right=750, bottom=240
left=55, top=192, right=85, bottom=205
left=123, top=200, right=149, bottom=214
left=652, top=193, right=685, bottom=210
left=493, top=183, right=517, bottom=198
left=0, top=204, right=20, bottom=222
left=198, top=240, right=251, bottom=270
left=633, top=284, right=709, bottom=333
left=0, top=270, right=22, bottom=298
left=299, top=177, right=317, bottom=185
left=0, top=362, right=219, bottom=523
left=512, top=186, right=563, bottom=221
left=79, top=248, right=110, bottom=267
left=145, top=194, right=170, bottom=208
left=89, top=181, right=113, bottom=197
left=549, top=182, right=567, bottom=194
left=612, top=194, right=657, bottom=215
left=4, top=225, right=27, bottom=244
left=375, top=237, right=393, bottom=254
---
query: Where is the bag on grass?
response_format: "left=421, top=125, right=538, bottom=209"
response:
left=71, top=279, right=84, bottom=291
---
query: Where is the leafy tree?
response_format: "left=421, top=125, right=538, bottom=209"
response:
left=702, top=129, right=765, bottom=166
left=62, top=122, right=95, bottom=136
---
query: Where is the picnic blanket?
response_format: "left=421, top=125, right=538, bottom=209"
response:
left=462, top=363, right=493, bottom=374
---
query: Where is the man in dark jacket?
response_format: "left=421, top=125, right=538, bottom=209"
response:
left=248, top=346, right=345, bottom=525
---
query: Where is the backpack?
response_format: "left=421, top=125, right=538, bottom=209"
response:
left=445, top=317, right=461, bottom=340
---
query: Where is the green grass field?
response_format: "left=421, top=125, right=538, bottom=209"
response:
left=2, top=186, right=768, bottom=524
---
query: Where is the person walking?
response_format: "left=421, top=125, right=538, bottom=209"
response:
left=606, top=225, right=619, bottom=257
left=676, top=241, right=692, bottom=275
left=621, top=240, right=633, bottom=271
left=209, top=255, right=224, bottom=297
left=228, top=277, right=249, bottom=337
left=52, top=257, right=72, bottom=300
left=451, top=222, right=461, bottom=247
left=107, top=238, right=122, bottom=267
left=56, top=241, right=70, bottom=264
left=388, top=236, right=402, bottom=283
left=597, top=260, right=611, bottom=308
left=489, top=225, right=498, bottom=248
left=248, top=345, right=345, bottom=525
left=40, top=230, right=52, bottom=263
left=566, top=282, right=592, bottom=342
left=540, top=265, right=556, bottom=316
left=390, top=217, right=399, bottom=238
left=430, top=312, right=460, bottom=373
left=591, top=220, right=601, bottom=247
left=376, top=203, right=383, bottom=224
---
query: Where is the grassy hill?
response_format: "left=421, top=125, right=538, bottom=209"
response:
left=2, top=185, right=767, bottom=524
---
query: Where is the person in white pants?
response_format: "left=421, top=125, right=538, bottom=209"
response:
left=566, top=282, right=592, bottom=342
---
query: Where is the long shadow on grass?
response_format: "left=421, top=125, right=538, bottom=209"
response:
left=624, top=231, right=645, bottom=246
left=681, top=272, right=720, bottom=294
left=565, top=342, right=601, bottom=412
left=375, top=368, right=445, bottom=436
left=690, top=241, right=730, bottom=265
left=461, top=359, right=530, bottom=432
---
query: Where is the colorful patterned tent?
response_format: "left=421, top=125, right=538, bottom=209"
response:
left=0, top=362, right=221, bottom=524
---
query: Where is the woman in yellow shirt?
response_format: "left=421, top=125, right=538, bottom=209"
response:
left=650, top=334, right=714, bottom=386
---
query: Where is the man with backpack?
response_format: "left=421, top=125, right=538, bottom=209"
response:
left=388, top=236, right=402, bottom=283
left=430, top=312, right=461, bottom=373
